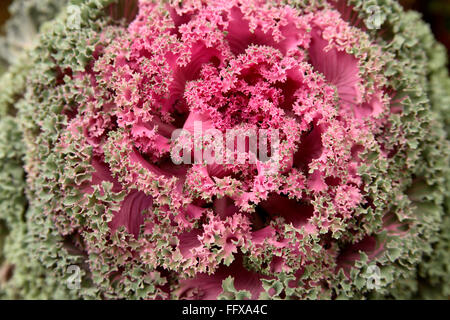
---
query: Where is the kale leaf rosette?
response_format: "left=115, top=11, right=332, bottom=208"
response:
left=0, top=0, right=449, bottom=299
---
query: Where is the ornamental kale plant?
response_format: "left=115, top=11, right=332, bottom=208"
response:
left=0, top=0, right=449, bottom=300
